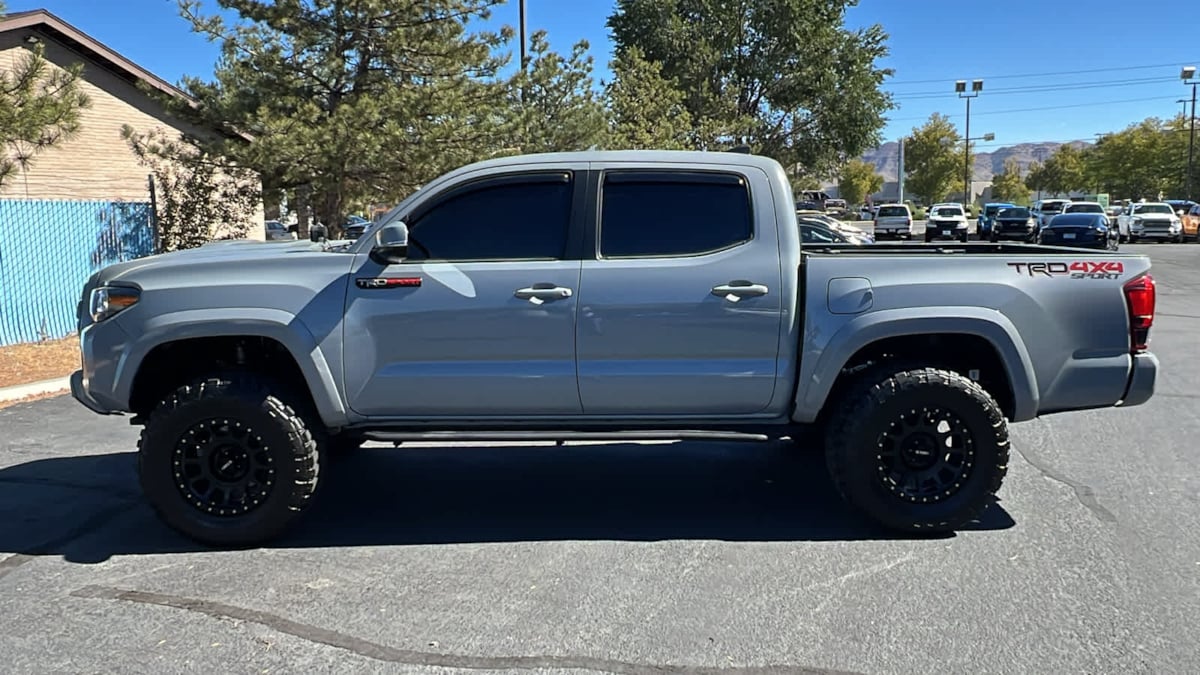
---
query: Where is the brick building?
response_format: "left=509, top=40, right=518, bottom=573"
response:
left=0, top=9, right=264, bottom=237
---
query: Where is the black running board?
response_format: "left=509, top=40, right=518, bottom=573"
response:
left=362, top=430, right=773, bottom=444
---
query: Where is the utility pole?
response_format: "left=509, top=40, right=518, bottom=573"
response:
left=1183, top=66, right=1197, bottom=201
left=956, top=79, right=983, bottom=207
left=898, top=138, right=905, bottom=204
left=519, top=0, right=527, bottom=72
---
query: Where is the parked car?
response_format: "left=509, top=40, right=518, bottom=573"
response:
left=797, top=216, right=873, bottom=245
left=872, top=203, right=915, bottom=238
left=342, top=215, right=371, bottom=240
left=924, top=203, right=969, bottom=243
left=1037, top=212, right=1118, bottom=249
left=796, top=210, right=873, bottom=242
left=977, top=202, right=1016, bottom=239
left=1032, top=199, right=1071, bottom=229
left=1164, top=199, right=1197, bottom=218
left=1183, top=203, right=1200, bottom=242
left=1062, top=201, right=1106, bottom=215
left=824, top=198, right=848, bottom=213
left=990, top=206, right=1039, bottom=242
left=264, top=220, right=295, bottom=241
left=1118, top=201, right=1184, bottom=243
left=795, top=199, right=824, bottom=212
left=70, top=149, right=1159, bottom=547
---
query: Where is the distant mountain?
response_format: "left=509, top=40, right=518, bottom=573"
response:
left=854, top=140, right=1091, bottom=183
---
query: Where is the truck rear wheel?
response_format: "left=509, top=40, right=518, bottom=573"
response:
left=824, top=367, right=1009, bottom=533
left=137, top=374, right=321, bottom=547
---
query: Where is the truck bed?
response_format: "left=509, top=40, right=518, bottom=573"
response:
left=802, top=242, right=1125, bottom=256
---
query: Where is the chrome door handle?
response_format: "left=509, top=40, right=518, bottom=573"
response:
left=515, top=286, right=573, bottom=300
left=711, top=281, right=769, bottom=298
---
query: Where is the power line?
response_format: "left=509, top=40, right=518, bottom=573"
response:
left=885, top=95, right=1185, bottom=123
left=890, top=76, right=1177, bottom=100
left=886, top=61, right=1197, bottom=86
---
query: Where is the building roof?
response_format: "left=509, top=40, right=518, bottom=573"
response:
left=0, top=8, right=192, bottom=102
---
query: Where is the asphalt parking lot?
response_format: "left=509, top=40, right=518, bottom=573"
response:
left=2, top=243, right=1198, bottom=674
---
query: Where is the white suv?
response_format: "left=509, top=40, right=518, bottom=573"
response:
left=873, top=203, right=915, bottom=239
left=1032, top=199, right=1071, bottom=229
left=924, top=202, right=969, bottom=243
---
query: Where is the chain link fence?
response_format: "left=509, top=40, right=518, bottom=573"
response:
left=0, top=199, right=156, bottom=347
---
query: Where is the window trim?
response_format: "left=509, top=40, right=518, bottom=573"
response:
left=396, top=170, right=585, bottom=264
left=591, top=169, right=756, bottom=260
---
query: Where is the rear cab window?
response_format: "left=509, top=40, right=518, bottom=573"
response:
left=598, top=171, right=753, bottom=257
left=877, top=206, right=908, bottom=217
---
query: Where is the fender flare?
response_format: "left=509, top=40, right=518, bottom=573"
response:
left=113, top=308, right=349, bottom=427
left=795, top=306, right=1040, bottom=423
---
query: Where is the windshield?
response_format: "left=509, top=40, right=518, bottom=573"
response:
left=985, top=205, right=1009, bottom=216
left=997, top=207, right=1030, bottom=218
left=1041, top=202, right=1067, bottom=213
left=931, top=207, right=962, bottom=218
left=877, top=206, right=907, bottom=216
left=1134, top=204, right=1174, bottom=214
left=1066, top=203, right=1104, bottom=213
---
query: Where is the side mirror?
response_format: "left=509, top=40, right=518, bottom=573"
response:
left=309, top=223, right=327, bottom=243
left=370, top=222, right=409, bottom=264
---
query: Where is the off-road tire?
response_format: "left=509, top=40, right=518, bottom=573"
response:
left=137, top=374, right=320, bottom=547
left=824, top=367, right=1009, bottom=533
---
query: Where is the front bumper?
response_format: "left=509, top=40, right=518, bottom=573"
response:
left=70, top=370, right=115, bottom=414
left=1119, top=352, right=1158, bottom=408
left=926, top=223, right=966, bottom=239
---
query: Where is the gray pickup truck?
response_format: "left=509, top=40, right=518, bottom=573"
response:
left=71, top=150, right=1160, bottom=547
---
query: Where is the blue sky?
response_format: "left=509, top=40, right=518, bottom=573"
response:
left=9, top=0, right=1199, bottom=152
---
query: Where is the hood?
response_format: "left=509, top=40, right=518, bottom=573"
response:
left=95, top=238, right=344, bottom=285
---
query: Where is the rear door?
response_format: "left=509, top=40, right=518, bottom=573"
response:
left=342, top=166, right=586, bottom=417
left=573, top=164, right=784, bottom=416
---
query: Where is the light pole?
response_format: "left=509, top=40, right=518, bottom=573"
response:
left=964, top=132, right=995, bottom=207
left=956, top=79, right=984, bottom=207
left=1183, top=66, right=1197, bottom=201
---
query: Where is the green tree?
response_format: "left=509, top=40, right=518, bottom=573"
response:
left=0, top=0, right=91, bottom=190
left=606, top=0, right=894, bottom=176
left=604, top=45, right=692, bottom=150
left=904, top=113, right=961, bottom=206
left=1084, top=118, right=1175, bottom=200
left=990, top=158, right=1029, bottom=204
left=122, top=126, right=261, bottom=251
left=1040, top=143, right=1087, bottom=194
left=1024, top=161, right=1048, bottom=198
left=837, top=158, right=883, bottom=206
left=504, top=30, right=608, bottom=154
left=163, top=0, right=513, bottom=235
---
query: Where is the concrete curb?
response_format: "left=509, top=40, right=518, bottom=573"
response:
left=0, top=376, right=71, bottom=403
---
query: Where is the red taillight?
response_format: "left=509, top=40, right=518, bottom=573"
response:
left=1123, top=273, right=1155, bottom=353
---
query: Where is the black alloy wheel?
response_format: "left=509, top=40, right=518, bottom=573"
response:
left=875, top=406, right=974, bottom=504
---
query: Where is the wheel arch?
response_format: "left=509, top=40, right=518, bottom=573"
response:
left=794, top=308, right=1039, bottom=424
left=119, top=309, right=348, bottom=428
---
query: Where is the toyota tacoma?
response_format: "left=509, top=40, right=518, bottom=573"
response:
left=71, top=150, right=1160, bottom=547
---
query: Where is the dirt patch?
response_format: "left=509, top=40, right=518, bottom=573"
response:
left=0, top=335, right=80, bottom=389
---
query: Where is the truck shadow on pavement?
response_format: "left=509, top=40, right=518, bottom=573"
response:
left=0, top=440, right=1015, bottom=563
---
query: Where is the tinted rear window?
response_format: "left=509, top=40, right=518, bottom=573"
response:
left=600, top=171, right=753, bottom=257
left=877, top=206, right=907, bottom=216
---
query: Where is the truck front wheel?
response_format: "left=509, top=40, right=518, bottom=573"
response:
left=137, top=374, right=321, bottom=547
left=823, top=367, right=1009, bottom=533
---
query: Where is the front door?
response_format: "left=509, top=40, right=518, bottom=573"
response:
left=342, top=168, right=586, bottom=418
left=574, top=166, right=784, bottom=416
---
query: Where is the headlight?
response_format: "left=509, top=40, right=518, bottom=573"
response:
left=89, top=286, right=140, bottom=323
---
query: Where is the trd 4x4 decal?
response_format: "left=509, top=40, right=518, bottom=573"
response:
left=1007, top=261, right=1124, bottom=279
